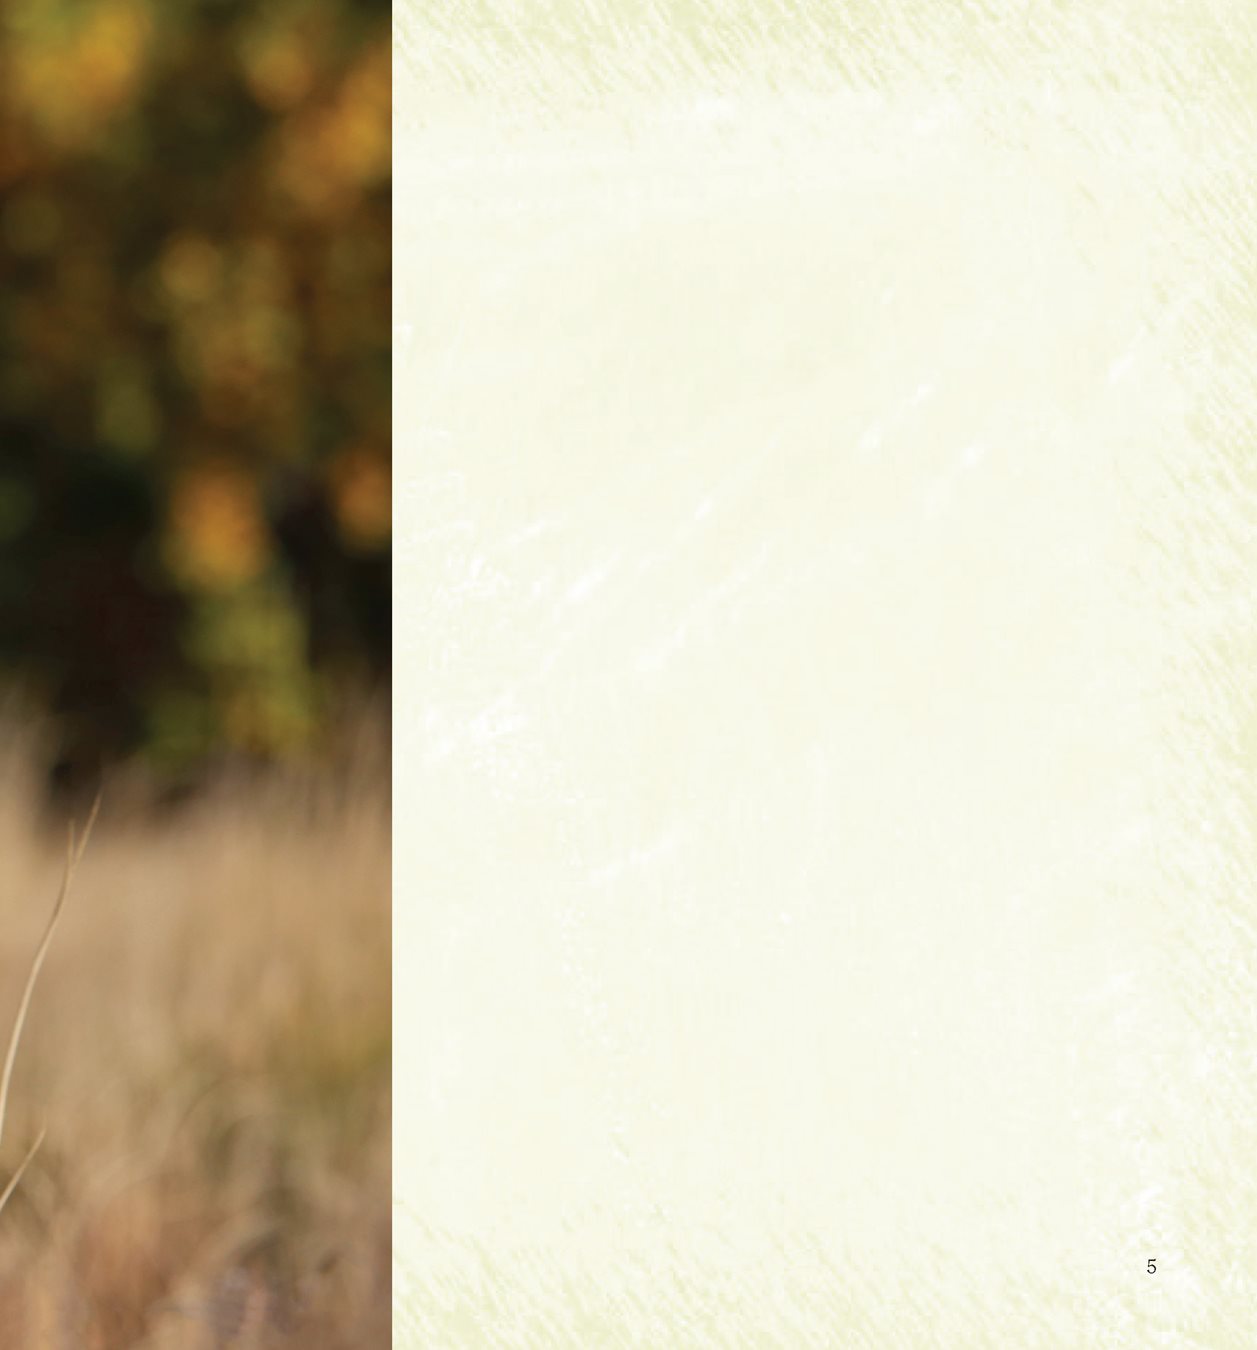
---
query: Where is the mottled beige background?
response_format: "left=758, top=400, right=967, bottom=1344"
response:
left=396, top=4, right=1257, bottom=1343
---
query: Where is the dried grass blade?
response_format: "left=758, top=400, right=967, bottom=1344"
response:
left=0, top=794, right=100, bottom=1160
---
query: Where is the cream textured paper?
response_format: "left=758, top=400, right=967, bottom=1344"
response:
left=396, top=5, right=1257, bottom=1343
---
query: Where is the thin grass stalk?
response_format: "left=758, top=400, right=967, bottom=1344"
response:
left=0, top=794, right=100, bottom=1213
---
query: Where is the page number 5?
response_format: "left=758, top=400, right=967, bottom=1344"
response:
left=1147, top=1258, right=1157, bottom=1274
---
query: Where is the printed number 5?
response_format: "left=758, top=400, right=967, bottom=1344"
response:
left=1147, top=1259, right=1157, bottom=1274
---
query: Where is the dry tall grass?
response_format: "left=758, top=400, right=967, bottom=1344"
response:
left=0, top=719, right=390, bottom=1347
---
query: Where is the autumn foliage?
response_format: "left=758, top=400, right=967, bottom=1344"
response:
left=0, top=0, right=390, bottom=794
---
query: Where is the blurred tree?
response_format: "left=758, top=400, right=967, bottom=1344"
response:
left=0, top=0, right=390, bottom=803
